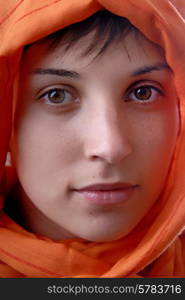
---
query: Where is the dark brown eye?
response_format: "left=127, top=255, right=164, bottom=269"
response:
left=134, top=86, right=152, bottom=100
left=48, top=89, right=67, bottom=103
left=39, top=88, right=76, bottom=105
left=127, top=85, right=163, bottom=104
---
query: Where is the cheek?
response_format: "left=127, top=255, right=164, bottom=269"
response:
left=16, top=109, right=77, bottom=159
left=12, top=109, right=82, bottom=196
left=131, top=101, right=179, bottom=189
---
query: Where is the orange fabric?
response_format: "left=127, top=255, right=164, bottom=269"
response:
left=0, top=0, right=185, bottom=277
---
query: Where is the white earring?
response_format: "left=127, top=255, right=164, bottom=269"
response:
left=6, top=152, right=12, bottom=166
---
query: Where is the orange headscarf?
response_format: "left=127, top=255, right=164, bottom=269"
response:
left=0, top=0, right=185, bottom=278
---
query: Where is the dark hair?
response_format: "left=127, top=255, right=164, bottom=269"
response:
left=25, top=10, right=139, bottom=58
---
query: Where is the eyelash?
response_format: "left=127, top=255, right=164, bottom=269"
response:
left=37, top=83, right=164, bottom=108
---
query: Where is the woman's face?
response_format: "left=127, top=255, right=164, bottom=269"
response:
left=11, top=30, right=179, bottom=241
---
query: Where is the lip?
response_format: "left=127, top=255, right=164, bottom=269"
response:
left=74, top=182, right=138, bottom=205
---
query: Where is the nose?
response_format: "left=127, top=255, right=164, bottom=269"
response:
left=84, top=107, right=132, bottom=164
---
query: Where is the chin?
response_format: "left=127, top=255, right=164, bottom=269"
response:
left=78, top=230, right=128, bottom=242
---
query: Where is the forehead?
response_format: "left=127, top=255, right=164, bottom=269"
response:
left=21, top=30, right=165, bottom=74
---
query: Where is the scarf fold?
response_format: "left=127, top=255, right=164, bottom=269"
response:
left=0, top=0, right=185, bottom=277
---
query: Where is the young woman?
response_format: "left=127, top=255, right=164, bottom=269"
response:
left=0, top=0, right=184, bottom=277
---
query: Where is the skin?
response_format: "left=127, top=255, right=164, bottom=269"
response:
left=10, top=30, right=179, bottom=242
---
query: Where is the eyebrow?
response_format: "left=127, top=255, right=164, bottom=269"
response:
left=32, top=68, right=80, bottom=78
left=32, top=63, right=171, bottom=79
left=131, top=63, right=171, bottom=76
